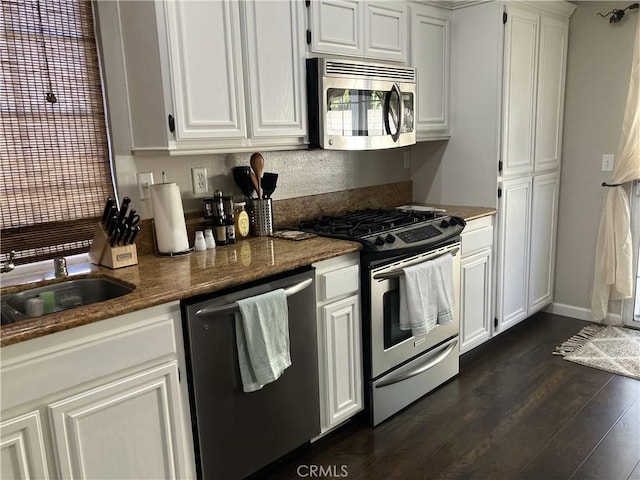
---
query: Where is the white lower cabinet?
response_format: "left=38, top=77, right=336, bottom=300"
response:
left=496, top=172, right=560, bottom=331
left=49, top=363, right=183, bottom=479
left=497, top=176, right=533, bottom=330
left=313, top=253, right=363, bottom=435
left=0, top=303, right=195, bottom=480
left=528, top=172, right=560, bottom=314
left=0, top=411, right=49, bottom=480
left=460, top=216, right=494, bottom=354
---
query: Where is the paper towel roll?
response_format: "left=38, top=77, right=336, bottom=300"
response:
left=151, top=183, right=190, bottom=254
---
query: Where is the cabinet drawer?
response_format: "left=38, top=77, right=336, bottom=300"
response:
left=321, top=264, right=359, bottom=302
left=1, top=307, right=178, bottom=411
left=461, top=226, right=493, bottom=256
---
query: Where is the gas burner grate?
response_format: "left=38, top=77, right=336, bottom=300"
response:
left=298, top=209, right=444, bottom=239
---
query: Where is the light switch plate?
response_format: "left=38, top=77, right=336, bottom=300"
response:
left=137, top=172, right=154, bottom=200
left=602, top=154, right=614, bottom=172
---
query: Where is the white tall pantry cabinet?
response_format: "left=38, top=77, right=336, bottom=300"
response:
left=497, top=2, right=572, bottom=329
left=415, top=0, right=575, bottom=336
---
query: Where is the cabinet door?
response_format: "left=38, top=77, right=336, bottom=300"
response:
left=529, top=172, right=560, bottom=314
left=502, top=5, right=539, bottom=177
left=410, top=4, right=450, bottom=139
left=49, top=362, right=189, bottom=480
left=164, top=0, right=247, bottom=140
left=1, top=411, right=49, bottom=480
left=365, top=2, right=408, bottom=62
left=534, top=15, right=568, bottom=173
left=460, top=248, right=493, bottom=354
left=318, top=295, right=363, bottom=431
left=496, top=177, right=532, bottom=330
left=243, top=0, right=306, bottom=139
left=310, top=0, right=363, bottom=57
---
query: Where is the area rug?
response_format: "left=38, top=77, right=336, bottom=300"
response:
left=553, top=325, right=640, bottom=380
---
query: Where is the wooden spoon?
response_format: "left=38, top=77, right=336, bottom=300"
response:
left=250, top=171, right=260, bottom=199
left=250, top=152, right=264, bottom=199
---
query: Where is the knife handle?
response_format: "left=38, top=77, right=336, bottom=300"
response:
left=102, top=198, right=114, bottom=223
left=105, top=205, right=117, bottom=228
left=107, top=215, right=119, bottom=236
left=110, top=227, right=120, bottom=247
left=117, top=226, right=128, bottom=245
left=128, top=226, right=140, bottom=245
left=117, top=197, right=131, bottom=225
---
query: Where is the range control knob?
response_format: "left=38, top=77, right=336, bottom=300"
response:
left=375, top=236, right=386, bottom=246
left=439, top=219, right=450, bottom=228
left=386, top=234, right=396, bottom=243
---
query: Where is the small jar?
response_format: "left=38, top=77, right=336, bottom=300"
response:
left=224, top=196, right=236, bottom=244
left=204, top=229, right=216, bottom=249
left=234, top=202, right=250, bottom=239
left=194, top=231, right=206, bottom=251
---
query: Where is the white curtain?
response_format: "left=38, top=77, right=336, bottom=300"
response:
left=591, top=16, right=640, bottom=322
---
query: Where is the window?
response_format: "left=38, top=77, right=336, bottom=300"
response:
left=0, top=0, right=114, bottom=265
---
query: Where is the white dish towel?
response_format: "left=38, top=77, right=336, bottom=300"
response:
left=399, top=253, right=455, bottom=336
left=235, top=288, right=291, bottom=393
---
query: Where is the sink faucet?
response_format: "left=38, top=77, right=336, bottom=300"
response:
left=54, top=257, right=68, bottom=278
left=1, top=251, right=15, bottom=274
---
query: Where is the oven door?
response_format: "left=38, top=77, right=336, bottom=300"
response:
left=369, top=243, right=461, bottom=379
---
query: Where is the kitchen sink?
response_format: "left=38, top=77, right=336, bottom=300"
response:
left=1, top=277, right=135, bottom=326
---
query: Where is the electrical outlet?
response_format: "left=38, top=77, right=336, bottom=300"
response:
left=191, top=167, right=208, bottom=194
left=602, top=154, right=614, bottom=172
left=137, top=172, right=154, bottom=200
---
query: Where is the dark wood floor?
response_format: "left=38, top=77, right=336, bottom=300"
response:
left=259, top=313, right=640, bottom=480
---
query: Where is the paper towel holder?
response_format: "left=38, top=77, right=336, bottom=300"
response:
left=151, top=220, right=194, bottom=257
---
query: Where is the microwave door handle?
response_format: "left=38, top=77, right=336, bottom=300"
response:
left=194, top=277, right=313, bottom=318
left=383, top=83, right=402, bottom=142
left=396, top=83, right=404, bottom=141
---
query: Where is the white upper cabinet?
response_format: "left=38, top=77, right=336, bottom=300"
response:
left=364, top=2, right=408, bottom=62
left=308, top=0, right=408, bottom=62
left=110, top=0, right=307, bottom=154
left=409, top=3, right=450, bottom=140
left=501, top=3, right=570, bottom=177
left=501, top=4, right=539, bottom=178
left=534, top=14, right=569, bottom=173
left=310, top=0, right=363, bottom=56
left=164, top=0, right=247, bottom=141
left=243, top=0, right=307, bottom=139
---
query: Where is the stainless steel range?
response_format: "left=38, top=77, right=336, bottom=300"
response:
left=300, top=207, right=465, bottom=425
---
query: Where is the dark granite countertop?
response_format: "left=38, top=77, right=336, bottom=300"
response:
left=0, top=182, right=496, bottom=348
left=1, top=236, right=361, bottom=347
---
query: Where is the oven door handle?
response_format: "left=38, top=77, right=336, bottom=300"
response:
left=373, top=247, right=459, bottom=280
left=374, top=337, right=458, bottom=388
left=194, top=278, right=313, bottom=318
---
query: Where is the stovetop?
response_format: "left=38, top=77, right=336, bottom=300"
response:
left=298, top=208, right=465, bottom=254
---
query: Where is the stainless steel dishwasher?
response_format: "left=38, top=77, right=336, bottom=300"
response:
left=180, top=267, right=320, bottom=479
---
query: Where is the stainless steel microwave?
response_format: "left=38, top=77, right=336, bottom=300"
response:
left=306, top=57, right=416, bottom=150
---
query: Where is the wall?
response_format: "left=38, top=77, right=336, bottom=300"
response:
left=94, top=2, right=410, bottom=220
left=554, top=2, right=636, bottom=318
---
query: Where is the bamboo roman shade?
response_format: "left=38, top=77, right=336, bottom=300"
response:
left=0, top=0, right=114, bottom=265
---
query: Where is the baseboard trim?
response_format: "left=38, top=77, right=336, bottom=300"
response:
left=545, top=303, right=622, bottom=323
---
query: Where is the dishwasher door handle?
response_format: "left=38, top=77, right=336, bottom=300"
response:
left=194, top=277, right=313, bottom=318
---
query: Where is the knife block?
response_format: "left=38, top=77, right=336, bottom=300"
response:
left=88, top=224, right=138, bottom=269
